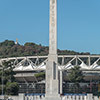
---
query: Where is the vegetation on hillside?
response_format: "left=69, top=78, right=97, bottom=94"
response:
left=0, top=40, right=90, bottom=58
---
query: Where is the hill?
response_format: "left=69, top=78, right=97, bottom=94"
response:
left=0, top=40, right=90, bottom=58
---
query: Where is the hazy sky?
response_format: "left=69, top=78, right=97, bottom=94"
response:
left=0, top=0, right=100, bottom=54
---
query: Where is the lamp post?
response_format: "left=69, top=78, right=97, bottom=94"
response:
left=0, top=65, right=4, bottom=96
left=2, top=67, right=4, bottom=96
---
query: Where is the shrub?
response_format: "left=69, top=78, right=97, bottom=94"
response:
left=5, top=82, right=19, bottom=95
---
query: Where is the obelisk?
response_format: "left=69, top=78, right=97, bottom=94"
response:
left=45, top=0, right=61, bottom=100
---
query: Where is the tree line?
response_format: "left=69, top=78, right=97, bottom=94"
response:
left=0, top=40, right=90, bottom=58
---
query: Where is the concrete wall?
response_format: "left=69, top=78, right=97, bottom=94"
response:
left=0, top=94, right=24, bottom=100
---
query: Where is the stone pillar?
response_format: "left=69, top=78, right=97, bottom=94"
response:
left=80, top=95, right=83, bottom=100
left=18, top=93, right=25, bottom=100
left=45, top=0, right=61, bottom=100
left=84, top=95, right=87, bottom=100
left=87, top=94, right=93, bottom=100
left=94, top=96, right=99, bottom=100
left=72, top=95, right=75, bottom=100
left=68, top=95, right=71, bottom=100
left=76, top=95, right=79, bottom=100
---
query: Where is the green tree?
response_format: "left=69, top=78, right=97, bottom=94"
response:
left=34, top=72, right=45, bottom=81
left=68, top=66, right=84, bottom=83
left=0, top=61, right=15, bottom=84
left=0, top=40, right=15, bottom=47
left=0, top=61, right=18, bottom=95
left=5, top=82, right=19, bottom=95
left=68, top=66, right=84, bottom=93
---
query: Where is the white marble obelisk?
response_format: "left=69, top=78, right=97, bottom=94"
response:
left=45, top=0, right=61, bottom=100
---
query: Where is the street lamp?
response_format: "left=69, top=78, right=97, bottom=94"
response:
left=0, top=66, right=4, bottom=96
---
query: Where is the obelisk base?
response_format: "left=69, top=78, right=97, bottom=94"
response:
left=45, top=95, right=61, bottom=100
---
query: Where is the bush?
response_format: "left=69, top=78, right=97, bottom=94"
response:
left=34, top=72, right=45, bottom=78
left=34, top=72, right=45, bottom=81
left=5, top=82, right=19, bottom=95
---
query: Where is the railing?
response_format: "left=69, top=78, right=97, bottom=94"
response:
left=24, top=94, right=99, bottom=100
left=0, top=93, right=99, bottom=100
left=62, top=94, right=99, bottom=100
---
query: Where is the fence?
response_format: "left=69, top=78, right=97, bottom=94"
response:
left=62, top=94, right=99, bottom=100
left=24, top=94, right=99, bottom=100
left=63, top=83, right=98, bottom=95
left=18, top=82, right=98, bottom=96
left=0, top=93, right=99, bottom=100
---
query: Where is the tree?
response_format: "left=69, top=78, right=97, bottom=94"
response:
left=0, top=61, right=15, bottom=84
left=0, top=40, right=15, bottom=47
left=68, top=66, right=84, bottom=93
left=5, top=82, right=19, bottom=95
left=34, top=72, right=45, bottom=81
left=68, top=66, right=84, bottom=83
left=0, top=61, right=18, bottom=95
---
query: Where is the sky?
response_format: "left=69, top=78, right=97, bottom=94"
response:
left=0, top=0, right=100, bottom=54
